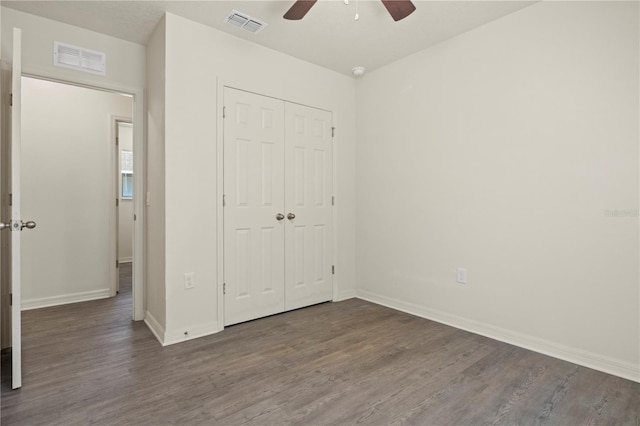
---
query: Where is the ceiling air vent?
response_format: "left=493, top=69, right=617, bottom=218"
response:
left=224, top=10, right=267, bottom=33
left=53, top=41, right=106, bottom=76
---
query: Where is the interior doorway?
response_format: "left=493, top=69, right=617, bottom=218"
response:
left=19, top=76, right=134, bottom=313
left=1, top=56, right=144, bottom=389
left=115, top=120, right=134, bottom=295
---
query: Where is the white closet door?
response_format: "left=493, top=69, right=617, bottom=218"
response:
left=284, top=103, right=333, bottom=310
left=223, top=88, right=285, bottom=326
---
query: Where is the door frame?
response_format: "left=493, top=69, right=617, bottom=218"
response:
left=111, top=117, right=133, bottom=296
left=21, top=72, right=145, bottom=321
left=216, top=81, right=338, bottom=328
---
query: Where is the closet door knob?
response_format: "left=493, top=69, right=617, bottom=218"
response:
left=21, top=220, right=37, bottom=230
left=287, top=213, right=296, bottom=220
left=276, top=213, right=285, bottom=221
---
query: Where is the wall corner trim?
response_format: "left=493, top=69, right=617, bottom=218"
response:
left=162, top=321, right=222, bottom=346
left=144, top=310, right=166, bottom=346
left=356, top=289, right=640, bottom=383
left=334, top=289, right=358, bottom=302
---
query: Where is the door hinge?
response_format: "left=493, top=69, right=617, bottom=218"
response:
left=116, top=136, right=119, bottom=146
left=10, top=93, right=13, bottom=106
left=116, top=260, right=119, bottom=268
left=332, top=265, right=335, bottom=275
left=8, top=193, right=12, bottom=206
left=134, top=214, right=137, bottom=221
left=9, top=293, right=12, bottom=306
left=223, top=194, right=226, bottom=207
left=116, top=198, right=119, bottom=207
left=331, top=127, right=335, bottom=138
left=332, top=196, right=335, bottom=206
left=223, top=106, right=226, bottom=119
left=223, top=283, right=226, bottom=295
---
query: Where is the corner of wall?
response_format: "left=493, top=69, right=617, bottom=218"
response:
left=144, top=13, right=167, bottom=331
left=335, top=289, right=358, bottom=302
left=162, top=320, right=221, bottom=346
left=144, top=310, right=166, bottom=346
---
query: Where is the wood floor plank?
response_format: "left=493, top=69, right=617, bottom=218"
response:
left=2, top=264, right=639, bottom=425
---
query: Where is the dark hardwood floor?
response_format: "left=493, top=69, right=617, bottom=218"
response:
left=2, top=265, right=639, bottom=425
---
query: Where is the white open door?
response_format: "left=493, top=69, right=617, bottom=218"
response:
left=10, top=27, right=25, bottom=390
left=2, top=28, right=30, bottom=390
left=2, top=28, right=36, bottom=389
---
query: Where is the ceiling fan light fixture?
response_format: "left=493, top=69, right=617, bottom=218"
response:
left=352, top=66, right=365, bottom=78
left=283, top=0, right=415, bottom=21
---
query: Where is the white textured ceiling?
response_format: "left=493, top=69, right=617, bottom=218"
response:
left=2, top=0, right=537, bottom=76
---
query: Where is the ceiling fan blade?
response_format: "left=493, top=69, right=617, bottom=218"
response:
left=380, top=0, right=416, bottom=21
left=283, top=0, right=318, bottom=20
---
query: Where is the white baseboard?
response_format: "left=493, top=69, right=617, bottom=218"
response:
left=357, top=289, right=639, bottom=383
left=163, top=321, right=221, bottom=346
left=118, top=257, right=132, bottom=263
left=22, top=288, right=110, bottom=310
left=144, top=310, right=166, bottom=346
left=144, top=311, right=221, bottom=347
left=335, top=289, right=358, bottom=301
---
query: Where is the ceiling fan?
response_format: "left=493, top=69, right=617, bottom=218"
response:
left=283, top=0, right=416, bottom=22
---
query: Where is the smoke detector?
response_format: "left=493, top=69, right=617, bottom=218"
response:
left=352, top=67, right=365, bottom=78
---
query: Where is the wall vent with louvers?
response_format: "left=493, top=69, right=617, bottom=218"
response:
left=53, top=41, right=106, bottom=75
left=224, top=10, right=267, bottom=33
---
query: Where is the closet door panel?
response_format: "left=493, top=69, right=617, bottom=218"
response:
left=223, top=88, right=285, bottom=326
left=284, top=103, right=333, bottom=310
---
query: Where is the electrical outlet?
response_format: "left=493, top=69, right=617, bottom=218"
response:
left=184, top=272, right=195, bottom=289
left=456, top=267, right=467, bottom=284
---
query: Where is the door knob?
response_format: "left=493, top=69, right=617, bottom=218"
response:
left=287, top=213, right=296, bottom=220
left=21, top=220, right=36, bottom=230
left=0, top=220, right=36, bottom=231
left=276, top=213, right=285, bottom=221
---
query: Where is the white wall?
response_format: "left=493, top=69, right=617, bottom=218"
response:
left=21, top=77, right=133, bottom=309
left=356, top=1, right=639, bottom=381
left=153, top=13, right=357, bottom=344
left=1, top=8, right=145, bottom=90
left=2, top=6, right=147, bottom=320
left=145, top=17, right=167, bottom=336
left=118, top=122, right=133, bottom=262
